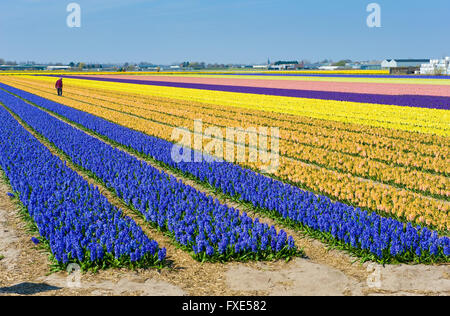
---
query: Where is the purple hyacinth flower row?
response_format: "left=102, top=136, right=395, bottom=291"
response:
left=43, top=75, right=450, bottom=110
left=198, top=73, right=450, bottom=80
left=0, top=98, right=164, bottom=269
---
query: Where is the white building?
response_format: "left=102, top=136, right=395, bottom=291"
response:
left=420, top=57, right=450, bottom=75
left=318, top=65, right=341, bottom=71
left=46, top=66, right=71, bottom=71
left=269, top=61, right=302, bottom=70
left=381, top=59, right=430, bottom=69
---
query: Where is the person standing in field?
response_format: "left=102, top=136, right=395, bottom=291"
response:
left=55, top=77, right=63, bottom=96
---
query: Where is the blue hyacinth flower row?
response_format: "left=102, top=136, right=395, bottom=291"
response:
left=0, top=98, right=165, bottom=271
left=0, top=88, right=297, bottom=262
left=1, top=83, right=448, bottom=262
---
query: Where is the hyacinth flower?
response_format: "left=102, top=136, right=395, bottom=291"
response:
left=0, top=102, right=165, bottom=271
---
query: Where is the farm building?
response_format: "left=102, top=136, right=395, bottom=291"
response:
left=381, top=59, right=430, bottom=69
left=420, top=57, right=450, bottom=75
left=319, top=65, right=341, bottom=71
left=269, top=61, right=303, bottom=70
left=0, top=64, right=47, bottom=71
left=360, top=64, right=382, bottom=70
left=46, top=66, right=72, bottom=71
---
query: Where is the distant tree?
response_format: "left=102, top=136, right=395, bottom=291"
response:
left=332, top=60, right=347, bottom=67
left=6, top=60, right=17, bottom=65
left=126, top=64, right=136, bottom=71
left=434, top=67, right=445, bottom=76
left=77, top=62, right=85, bottom=70
left=332, top=59, right=352, bottom=67
left=69, top=62, right=75, bottom=67
left=0, top=58, right=4, bottom=65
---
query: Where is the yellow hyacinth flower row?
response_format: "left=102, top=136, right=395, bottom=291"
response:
left=17, top=77, right=450, bottom=199
left=9, top=77, right=449, bottom=168
left=63, top=81, right=449, bottom=171
left=4, top=77, right=449, bottom=195
left=139, top=74, right=450, bottom=86
left=6, top=76, right=449, bottom=200
left=24, top=75, right=450, bottom=137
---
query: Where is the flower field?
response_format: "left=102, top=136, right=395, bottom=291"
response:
left=41, top=74, right=450, bottom=109
left=0, top=86, right=298, bottom=266
left=0, top=92, right=165, bottom=271
left=56, top=74, right=450, bottom=97
left=17, top=75, right=450, bottom=135
left=0, top=72, right=448, bottom=269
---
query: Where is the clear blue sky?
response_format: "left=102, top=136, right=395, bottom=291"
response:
left=1, top=0, right=449, bottom=64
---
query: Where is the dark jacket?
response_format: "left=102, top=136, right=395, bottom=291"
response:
left=55, top=79, right=63, bottom=89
